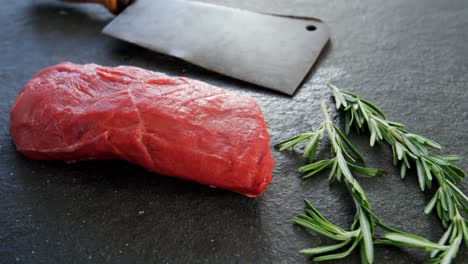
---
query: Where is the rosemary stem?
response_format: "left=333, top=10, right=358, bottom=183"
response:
left=321, top=101, right=338, bottom=152
left=321, top=100, right=331, bottom=122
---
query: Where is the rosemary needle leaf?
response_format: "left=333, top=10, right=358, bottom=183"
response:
left=293, top=217, right=349, bottom=241
left=421, top=159, right=433, bottom=181
left=304, top=209, right=346, bottom=234
left=358, top=209, right=374, bottom=263
left=387, top=120, right=405, bottom=128
left=419, top=135, right=443, bottom=150
left=392, top=145, right=398, bottom=166
left=378, top=233, right=447, bottom=251
left=336, top=152, right=354, bottom=183
left=296, top=213, right=343, bottom=235
left=449, top=224, right=458, bottom=242
left=347, top=163, right=385, bottom=177
left=313, top=237, right=361, bottom=262
left=328, top=161, right=338, bottom=182
left=446, top=193, right=455, bottom=219
left=304, top=199, right=327, bottom=221
left=303, top=131, right=322, bottom=161
left=426, top=155, right=450, bottom=166
left=440, top=190, right=449, bottom=211
left=425, top=192, right=439, bottom=214
left=442, top=155, right=464, bottom=162
left=275, top=133, right=313, bottom=151
left=400, top=164, right=407, bottom=179
left=345, top=112, right=353, bottom=135
left=298, top=159, right=333, bottom=173
left=358, top=100, right=370, bottom=121
left=416, top=159, right=426, bottom=191
left=403, top=136, right=421, bottom=156
left=300, top=240, right=351, bottom=255
left=395, top=142, right=404, bottom=160
left=370, top=130, right=377, bottom=147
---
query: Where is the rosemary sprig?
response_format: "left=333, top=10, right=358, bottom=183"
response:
left=276, top=102, right=445, bottom=263
left=328, top=84, right=467, bottom=262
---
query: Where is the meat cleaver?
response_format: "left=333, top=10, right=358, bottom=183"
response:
left=63, top=0, right=329, bottom=94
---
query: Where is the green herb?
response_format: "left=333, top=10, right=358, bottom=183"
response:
left=276, top=102, right=446, bottom=263
left=328, top=84, right=467, bottom=263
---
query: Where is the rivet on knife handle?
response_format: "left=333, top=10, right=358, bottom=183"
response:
left=61, top=0, right=134, bottom=14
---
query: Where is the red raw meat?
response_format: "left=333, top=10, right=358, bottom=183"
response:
left=10, top=62, right=274, bottom=196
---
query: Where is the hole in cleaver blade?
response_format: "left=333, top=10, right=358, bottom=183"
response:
left=102, top=0, right=330, bottom=95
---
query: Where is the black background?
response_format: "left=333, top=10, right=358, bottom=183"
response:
left=0, top=0, right=467, bottom=263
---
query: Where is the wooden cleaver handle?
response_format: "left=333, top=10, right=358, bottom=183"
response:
left=62, top=0, right=133, bottom=14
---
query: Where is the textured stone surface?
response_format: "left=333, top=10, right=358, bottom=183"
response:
left=0, top=0, right=467, bottom=263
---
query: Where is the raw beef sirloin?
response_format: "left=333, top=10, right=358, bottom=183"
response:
left=10, top=62, right=274, bottom=196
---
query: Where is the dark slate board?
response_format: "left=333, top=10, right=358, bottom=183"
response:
left=0, top=0, right=467, bottom=263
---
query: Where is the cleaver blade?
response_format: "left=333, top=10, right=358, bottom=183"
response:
left=102, top=0, right=329, bottom=95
